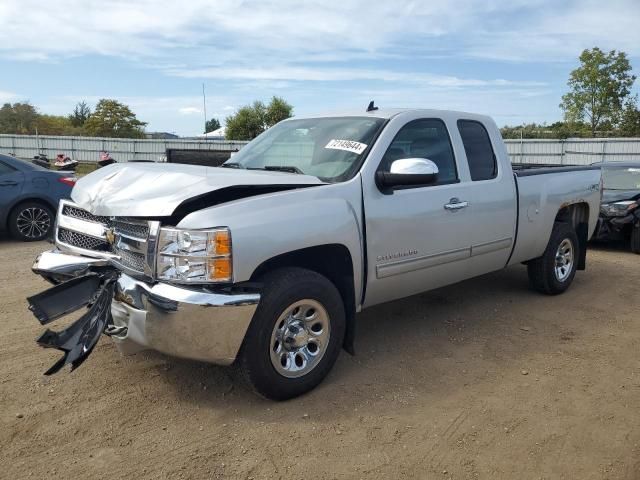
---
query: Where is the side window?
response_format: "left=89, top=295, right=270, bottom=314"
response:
left=380, top=119, right=458, bottom=184
left=457, top=120, right=497, bottom=181
left=0, top=161, right=16, bottom=176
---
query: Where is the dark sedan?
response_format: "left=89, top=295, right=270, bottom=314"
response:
left=593, top=162, right=640, bottom=253
left=0, top=154, right=75, bottom=241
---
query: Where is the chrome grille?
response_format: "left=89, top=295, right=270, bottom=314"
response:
left=62, top=205, right=109, bottom=224
left=112, top=248, right=146, bottom=272
left=58, top=228, right=110, bottom=251
left=112, top=219, right=149, bottom=239
left=56, top=200, right=156, bottom=278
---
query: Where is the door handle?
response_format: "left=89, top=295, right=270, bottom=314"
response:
left=444, top=198, right=469, bottom=211
left=0, top=181, right=18, bottom=186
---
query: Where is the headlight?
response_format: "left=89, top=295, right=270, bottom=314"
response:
left=601, top=201, right=638, bottom=217
left=156, top=227, right=232, bottom=283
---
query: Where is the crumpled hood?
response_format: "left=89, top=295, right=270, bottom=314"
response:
left=72, top=163, right=325, bottom=217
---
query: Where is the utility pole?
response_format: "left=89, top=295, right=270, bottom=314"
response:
left=202, top=83, right=207, bottom=134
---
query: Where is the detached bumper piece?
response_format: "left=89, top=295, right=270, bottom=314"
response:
left=28, top=271, right=117, bottom=375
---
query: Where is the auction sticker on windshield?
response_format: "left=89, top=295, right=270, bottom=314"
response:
left=325, top=139, right=368, bottom=155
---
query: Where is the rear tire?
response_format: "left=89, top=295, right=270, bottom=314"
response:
left=527, top=222, right=579, bottom=295
left=238, top=267, right=345, bottom=400
left=8, top=201, right=54, bottom=242
left=631, top=224, right=640, bottom=254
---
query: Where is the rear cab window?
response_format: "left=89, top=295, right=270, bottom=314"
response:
left=457, top=120, right=497, bottom=181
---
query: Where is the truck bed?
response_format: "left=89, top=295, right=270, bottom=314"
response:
left=508, top=164, right=602, bottom=266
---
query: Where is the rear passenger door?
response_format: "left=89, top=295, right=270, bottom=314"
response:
left=455, top=119, right=517, bottom=273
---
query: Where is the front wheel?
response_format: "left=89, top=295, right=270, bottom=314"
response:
left=527, top=222, right=579, bottom=295
left=238, top=267, right=345, bottom=400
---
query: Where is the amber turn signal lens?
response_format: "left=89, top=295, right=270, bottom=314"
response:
left=212, top=230, right=231, bottom=256
left=208, top=257, right=232, bottom=282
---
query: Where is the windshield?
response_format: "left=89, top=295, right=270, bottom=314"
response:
left=602, top=165, right=640, bottom=190
left=223, top=117, right=385, bottom=182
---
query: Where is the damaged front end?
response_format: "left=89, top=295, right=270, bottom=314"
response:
left=28, top=247, right=260, bottom=376
left=28, top=270, right=118, bottom=375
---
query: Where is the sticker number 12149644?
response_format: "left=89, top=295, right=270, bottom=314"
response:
left=325, top=139, right=368, bottom=155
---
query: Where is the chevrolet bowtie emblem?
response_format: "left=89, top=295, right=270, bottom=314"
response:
left=105, top=228, right=116, bottom=245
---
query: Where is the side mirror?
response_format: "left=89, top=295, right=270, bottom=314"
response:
left=376, top=158, right=439, bottom=191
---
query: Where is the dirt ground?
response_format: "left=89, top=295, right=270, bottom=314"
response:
left=1, top=238, right=639, bottom=480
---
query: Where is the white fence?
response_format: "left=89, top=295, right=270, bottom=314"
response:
left=0, top=134, right=248, bottom=163
left=1, top=134, right=640, bottom=165
left=503, top=138, right=640, bottom=165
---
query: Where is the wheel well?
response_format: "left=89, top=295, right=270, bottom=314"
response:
left=554, top=202, right=589, bottom=228
left=6, top=198, right=56, bottom=230
left=555, top=202, right=590, bottom=270
left=251, top=244, right=357, bottom=355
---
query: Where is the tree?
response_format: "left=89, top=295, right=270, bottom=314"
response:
left=560, top=47, right=636, bottom=136
left=225, top=97, right=293, bottom=140
left=618, top=97, right=640, bottom=137
left=69, top=101, right=91, bottom=127
left=83, top=99, right=147, bottom=138
left=264, top=96, right=293, bottom=127
left=205, top=117, right=221, bottom=133
left=0, top=102, right=38, bottom=134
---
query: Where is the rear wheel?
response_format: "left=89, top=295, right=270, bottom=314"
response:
left=9, top=201, right=54, bottom=242
left=239, top=267, right=345, bottom=400
left=631, top=224, right=640, bottom=254
left=527, top=222, right=579, bottom=295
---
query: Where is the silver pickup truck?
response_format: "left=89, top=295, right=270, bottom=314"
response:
left=29, top=108, right=602, bottom=400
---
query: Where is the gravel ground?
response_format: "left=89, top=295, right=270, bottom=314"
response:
left=1, top=238, right=639, bottom=479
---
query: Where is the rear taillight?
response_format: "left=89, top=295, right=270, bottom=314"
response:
left=58, top=177, right=76, bottom=187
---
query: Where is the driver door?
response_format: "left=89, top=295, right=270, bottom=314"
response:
left=362, top=118, right=473, bottom=307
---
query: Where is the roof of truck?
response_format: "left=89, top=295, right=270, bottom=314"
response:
left=289, top=108, right=494, bottom=122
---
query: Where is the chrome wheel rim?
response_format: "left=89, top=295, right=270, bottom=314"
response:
left=16, top=207, right=51, bottom=239
left=269, top=299, right=331, bottom=378
left=554, top=238, right=574, bottom=282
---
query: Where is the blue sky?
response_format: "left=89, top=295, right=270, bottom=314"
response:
left=0, top=0, right=639, bottom=136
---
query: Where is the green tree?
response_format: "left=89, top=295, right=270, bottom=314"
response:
left=225, top=97, right=293, bottom=140
left=618, top=97, right=640, bottom=137
left=264, top=96, right=293, bottom=127
left=0, top=102, right=38, bottom=134
left=83, top=99, right=147, bottom=138
left=37, top=115, right=84, bottom=136
left=205, top=117, right=221, bottom=133
left=560, top=47, right=636, bottom=136
left=69, top=101, right=91, bottom=127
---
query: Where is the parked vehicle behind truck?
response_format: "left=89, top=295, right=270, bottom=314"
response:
left=592, top=162, right=640, bottom=253
left=29, top=108, right=602, bottom=400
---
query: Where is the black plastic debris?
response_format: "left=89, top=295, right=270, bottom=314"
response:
left=28, top=270, right=118, bottom=375
left=27, top=274, right=101, bottom=325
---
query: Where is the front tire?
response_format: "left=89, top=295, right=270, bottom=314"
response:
left=527, top=222, right=579, bottom=295
left=239, top=267, right=345, bottom=400
left=8, top=201, right=54, bottom=242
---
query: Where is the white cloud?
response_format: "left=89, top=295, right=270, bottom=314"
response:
left=178, top=106, right=201, bottom=115
left=0, top=0, right=637, bottom=64
left=168, top=65, right=546, bottom=88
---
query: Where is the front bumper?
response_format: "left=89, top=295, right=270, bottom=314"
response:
left=30, top=250, right=260, bottom=371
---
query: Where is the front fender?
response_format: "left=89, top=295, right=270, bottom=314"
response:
left=177, top=180, right=365, bottom=305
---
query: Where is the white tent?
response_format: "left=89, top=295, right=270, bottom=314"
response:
left=197, top=127, right=225, bottom=139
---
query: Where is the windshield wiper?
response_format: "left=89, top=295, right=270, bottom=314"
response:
left=259, top=165, right=304, bottom=174
left=220, top=162, right=244, bottom=169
